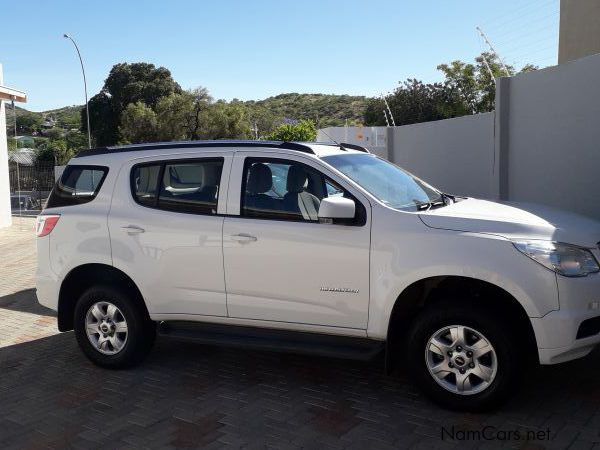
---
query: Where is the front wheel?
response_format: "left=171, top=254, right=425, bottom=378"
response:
left=74, top=285, right=156, bottom=369
left=407, top=304, right=520, bottom=411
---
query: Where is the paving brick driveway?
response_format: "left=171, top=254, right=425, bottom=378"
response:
left=1, top=217, right=600, bottom=449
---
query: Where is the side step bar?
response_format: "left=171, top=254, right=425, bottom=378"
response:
left=158, top=321, right=384, bottom=361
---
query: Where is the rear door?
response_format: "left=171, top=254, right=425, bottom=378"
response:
left=222, top=151, right=371, bottom=329
left=108, top=151, right=232, bottom=317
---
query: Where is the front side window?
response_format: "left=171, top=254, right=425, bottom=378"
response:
left=241, top=158, right=362, bottom=223
left=131, top=159, right=224, bottom=215
left=46, top=165, right=108, bottom=208
left=322, top=153, right=442, bottom=211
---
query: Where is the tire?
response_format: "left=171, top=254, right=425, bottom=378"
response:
left=74, top=285, right=156, bottom=369
left=406, top=303, right=520, bottom=411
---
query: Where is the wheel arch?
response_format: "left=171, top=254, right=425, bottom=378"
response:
left=385, top=275, right=538, bottom=372
left=57, top=263, right=148, bottom=332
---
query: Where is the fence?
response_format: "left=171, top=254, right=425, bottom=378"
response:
left=8, top=161, right=55, bottom=216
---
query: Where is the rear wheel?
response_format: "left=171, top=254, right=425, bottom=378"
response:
left=74, top=285, right=155, bottom=368
left=407, top=304, right=520, bottom=411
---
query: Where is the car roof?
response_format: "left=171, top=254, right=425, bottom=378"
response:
left=71, top=140, right=369, bottom=165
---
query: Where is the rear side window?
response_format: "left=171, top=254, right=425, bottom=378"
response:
left=46, top=165, right=108, bottom=208
left=131, top=158, right=224, bottom=215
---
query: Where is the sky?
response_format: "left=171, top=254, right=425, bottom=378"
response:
left=0, top=0, right=560, bottom=112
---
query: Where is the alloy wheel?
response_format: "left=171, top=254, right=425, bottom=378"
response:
left=425, top=325, right=497, bottom=395
left=85, top=301, right=128, bottom=355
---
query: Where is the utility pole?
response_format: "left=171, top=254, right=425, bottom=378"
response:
left=381, top=94, right=395, bottom=126
left=476, top=26, right=511, bottom=77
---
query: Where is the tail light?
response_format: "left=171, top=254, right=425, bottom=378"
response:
left=36, top=215, right=60, bottom=237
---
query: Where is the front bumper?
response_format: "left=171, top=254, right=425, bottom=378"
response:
left=531, top=272, right=600, bottom=364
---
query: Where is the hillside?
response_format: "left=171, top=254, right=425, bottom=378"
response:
left=243, top=93, right=368, bottom=127
left=40, top=105, right=82, bottom=129
left=7, top=93, right=369, bottom=136
left=6, top=104, right=82, bottom=135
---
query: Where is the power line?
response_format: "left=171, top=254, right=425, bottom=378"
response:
left=480, top=0, right=557, bottom=28
left=484, top=10, right=559, bottom=40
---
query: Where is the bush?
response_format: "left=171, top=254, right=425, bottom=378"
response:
left=266, top=119, right=317, bottom=142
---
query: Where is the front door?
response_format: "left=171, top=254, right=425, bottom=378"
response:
left=223, top=153, right=371, bottom=329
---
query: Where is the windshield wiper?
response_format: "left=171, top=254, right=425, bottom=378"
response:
left=438, top=192, right=455, bottom=204
left=414, top=194, right=451, bottom=211
left=414, top=200, right=441, bottom=211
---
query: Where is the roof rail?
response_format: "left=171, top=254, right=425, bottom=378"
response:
left=339, top=142, right=370, bottom=153
left=279, top=141, right=315, bottom=154
left=74, top=140, right=317, bottom=158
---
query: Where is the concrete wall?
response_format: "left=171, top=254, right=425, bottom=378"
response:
left=559, top=0, right=600, bottom=64
left=503, top=54, right=600, bottom=220
left=0, top=64, right=12, bottom=228
left=390, top=113, right=495, bottom=199
left=318, top=114, right=495, bottom=199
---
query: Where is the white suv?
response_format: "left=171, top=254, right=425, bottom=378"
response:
left=36, top=140, right=600, bottom=410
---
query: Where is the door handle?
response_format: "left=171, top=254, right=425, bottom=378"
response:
left=230, top=233, right=257, bottom=243
left=121, top=225, right=145, bottom=234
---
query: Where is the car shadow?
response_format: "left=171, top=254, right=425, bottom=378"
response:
left=1, top=326, right=599, bottom=448
left=0, top=288, right=56, bottom=317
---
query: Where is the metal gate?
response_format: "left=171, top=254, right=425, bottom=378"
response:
left=8, top=161, right=55, bottom=216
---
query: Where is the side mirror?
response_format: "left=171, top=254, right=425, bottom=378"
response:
left=318, top=196, right=355, bottom=220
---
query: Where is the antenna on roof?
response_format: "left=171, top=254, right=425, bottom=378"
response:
left=318, top=128, right=340, bottom=146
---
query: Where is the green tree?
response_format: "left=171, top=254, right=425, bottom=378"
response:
left=364, top=80, right=464, bottom=126
left=86, top=62, right=181, bottom=146
left=438, top=52, right=536, bottom=113
left=202, top=102, right=251, bottom=140
left=44, top=128, right=64, bottom=140
left=35, top=139, right=76, bottom=165
left=365, top=52, right=537, bottom=126
left=65, top=130, right=88, bottom=153
left=17, top=112, right=43, bottom=134
left=266, top=119, right=317, bottom=142
left=118, top=102, right=158, bottom=144
left=245, top=105, right=280, bottom=139
left=154, top=88, right=213, bottom=141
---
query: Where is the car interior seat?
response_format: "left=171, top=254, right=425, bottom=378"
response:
left=283, top=165, right=320, bottom=221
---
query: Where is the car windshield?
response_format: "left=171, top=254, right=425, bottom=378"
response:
left=322, top=153, right=442, bottom=211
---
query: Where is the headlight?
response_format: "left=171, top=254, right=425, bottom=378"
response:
left=513, top=241, right=600, bottom=277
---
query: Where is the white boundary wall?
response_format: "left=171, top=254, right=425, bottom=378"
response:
left=390, top=113, right=495, bottom=199
left=501, top=54, right=600, bottom=221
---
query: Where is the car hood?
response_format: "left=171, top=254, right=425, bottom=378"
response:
left=419, top=198, right=600, bottom=248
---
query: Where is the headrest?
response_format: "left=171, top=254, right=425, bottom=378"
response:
left=286, top=165, right=308, bottom=193
left=246, top=163, right=272, bottom=194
